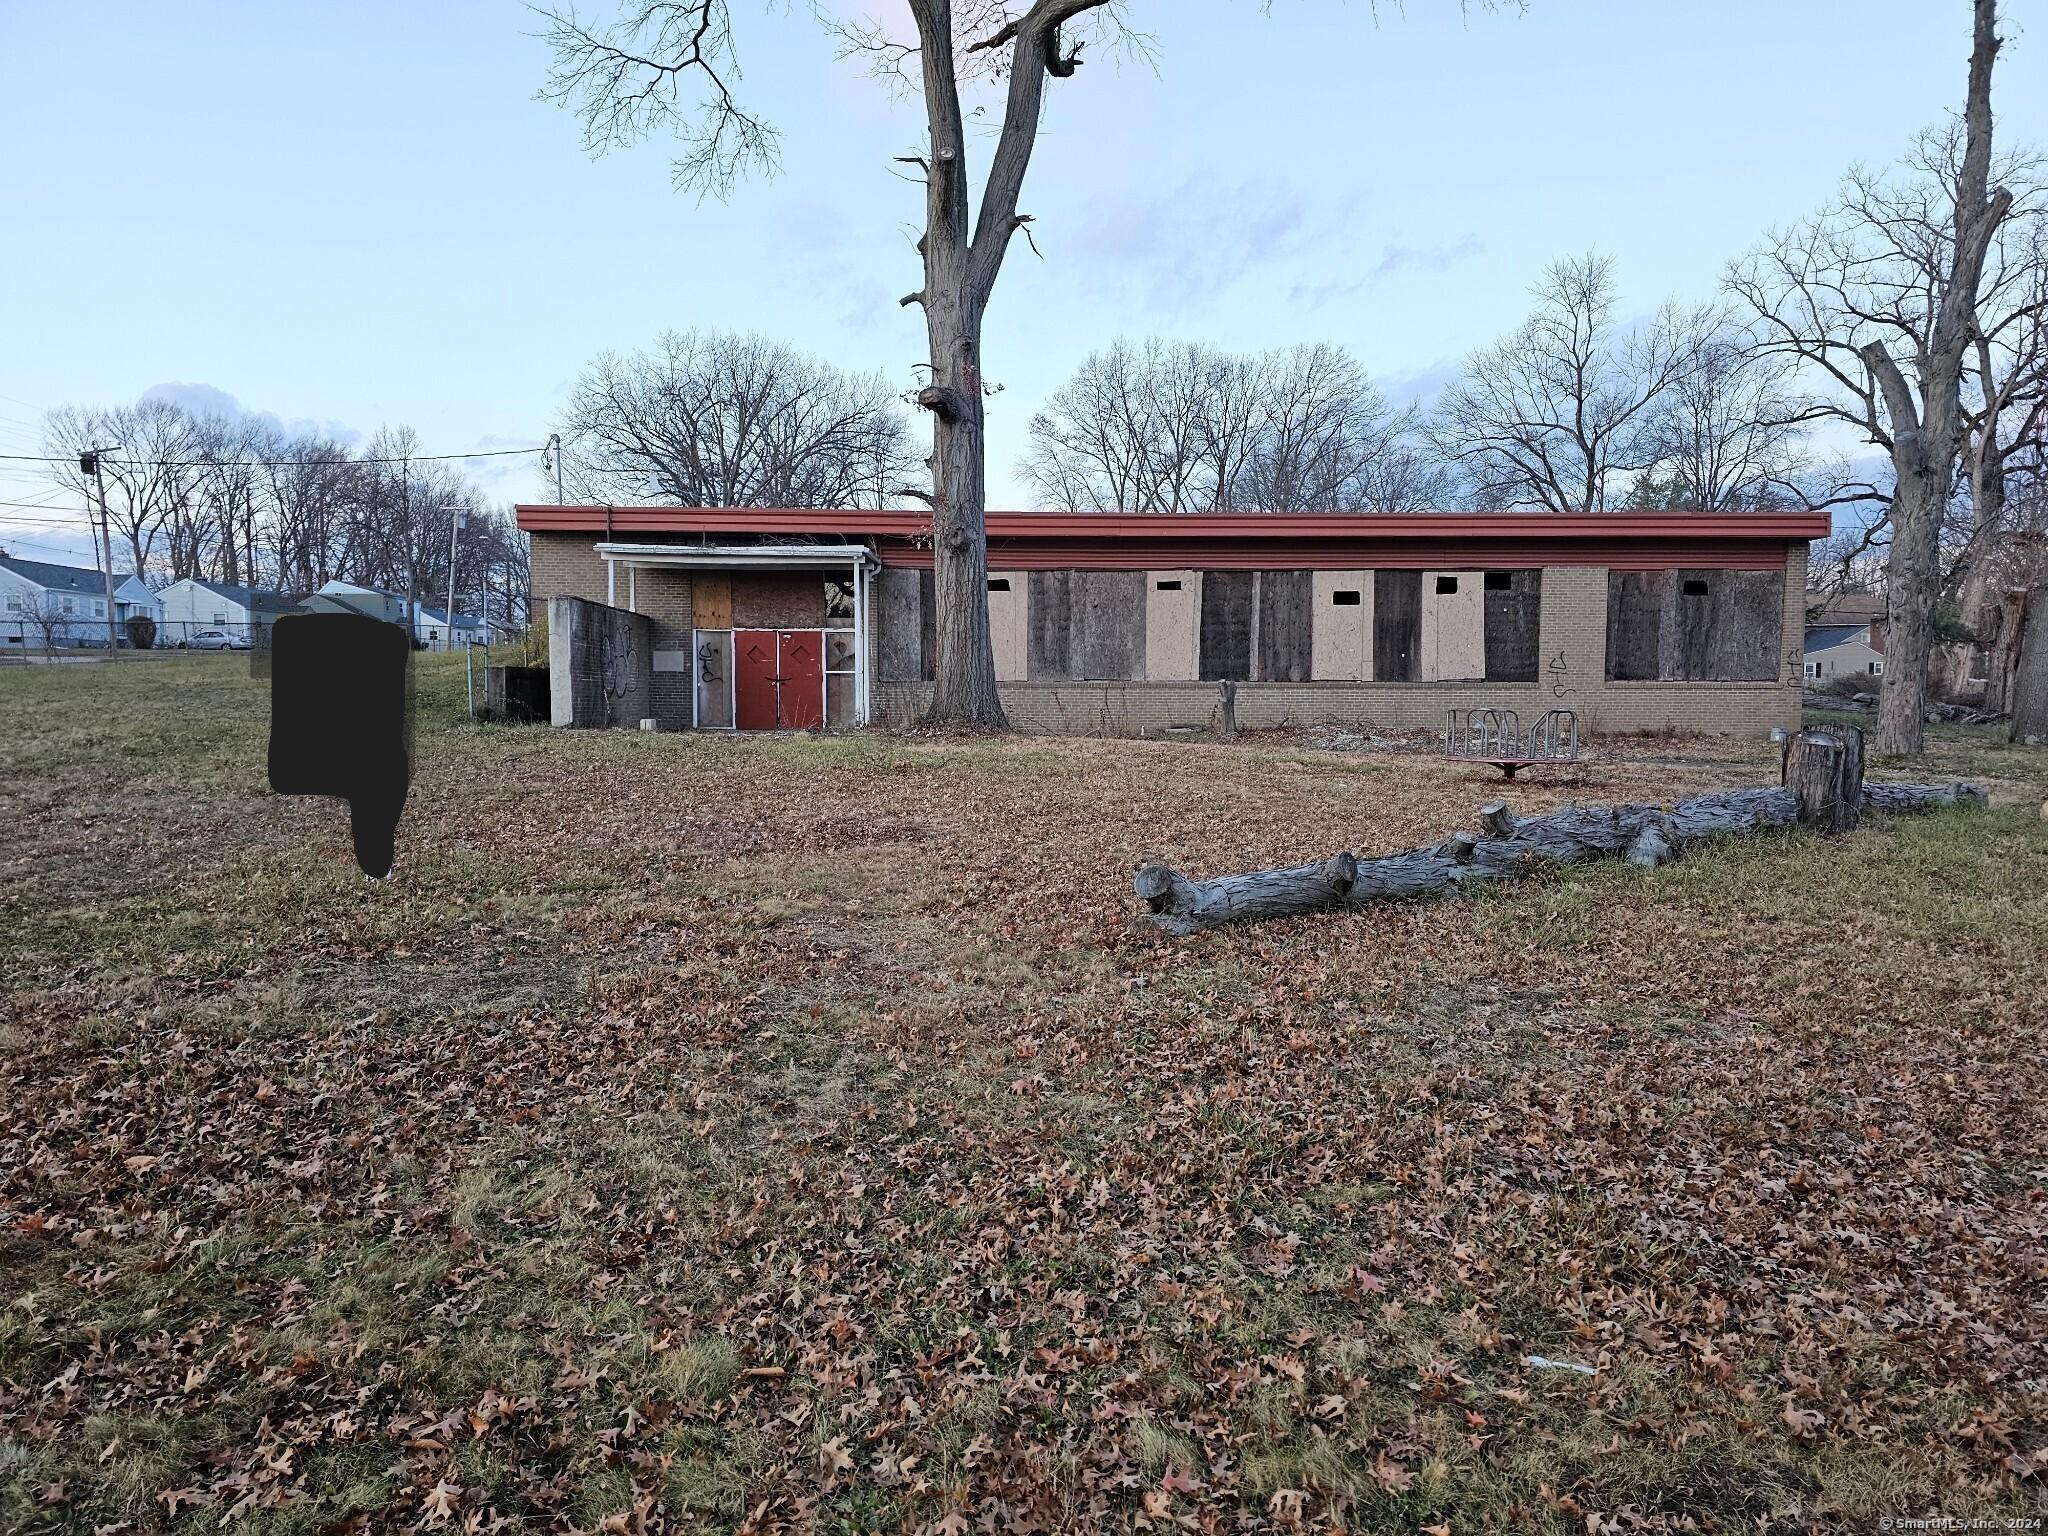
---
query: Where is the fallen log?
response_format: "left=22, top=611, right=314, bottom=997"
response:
left=1134, top=776, right=1986, bottom=936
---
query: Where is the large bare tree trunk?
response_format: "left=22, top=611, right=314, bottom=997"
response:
left=1875, top=448, right=1953, bottom=751
left=903, top=0, right=1103, bottom=728
left=2012, top=585, right=2048, bottom=744
left=1869, top=0, right=2012, bottom=755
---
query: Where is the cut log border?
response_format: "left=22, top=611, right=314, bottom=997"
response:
left=1135, top=729, right=1984, bottom=935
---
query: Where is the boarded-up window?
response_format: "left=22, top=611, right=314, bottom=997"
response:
left=1607, top=572, right=1665, bottom=681
left=1483, top=569, right=1541, bottom=683
left=1257, top=570, right=1313, bottom=682
left=1029, top=570, right=1071, bottom=679
left=876, top=567, right=923, bottom=682
left=1373, top=570, right=1420, bottom=682
left=1023, top=570, right=1143, bottom=680
left=731, top=571, right=827, bottom=629
left=1200, top=571, right=1253, bottom=681
left=1607, top=569, right=1781, bottom=681
left=1070, top=571, right=1144, bottom=679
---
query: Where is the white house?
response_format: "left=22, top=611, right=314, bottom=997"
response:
left=414, top=603, right=488, bottom=648
left=155, top=578, right=302, bottom=646
left=1804, top=623, right=1886, bottom=682
left=301, top=580, right=486, bottom=646
left=0, top=555, right=157, bottom=647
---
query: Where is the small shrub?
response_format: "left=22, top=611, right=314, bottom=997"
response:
left=125, top=615, right=156, bottom=650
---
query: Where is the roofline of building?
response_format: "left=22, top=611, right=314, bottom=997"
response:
left=518, top=506, right=1832, bottom=542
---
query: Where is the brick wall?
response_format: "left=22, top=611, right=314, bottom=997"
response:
left=530, top=531, right=608, bottom=606
left=634, top=567, right=695, bottom=729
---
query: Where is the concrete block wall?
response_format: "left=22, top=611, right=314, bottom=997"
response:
left=548, top=596, right=654, bottom=729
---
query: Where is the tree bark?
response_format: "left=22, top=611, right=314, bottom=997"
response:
left=1987, top=586, right=2027, bottom=714
left=1786, top=726, right=1864, bottom=834
left=1134, top=777, right=1985, bottom=935
left=2011, top=585, right=2048, bottom=745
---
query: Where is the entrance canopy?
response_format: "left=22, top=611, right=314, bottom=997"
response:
left=593, top=542, right=881, bottom=727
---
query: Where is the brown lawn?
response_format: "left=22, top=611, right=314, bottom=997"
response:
left=2, top=655, right=2046, bottom=1534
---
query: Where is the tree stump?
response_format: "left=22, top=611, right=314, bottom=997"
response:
left=1217, top=679, right=1238, bottom=739
left=1786, top=727, right=1865, bottom=835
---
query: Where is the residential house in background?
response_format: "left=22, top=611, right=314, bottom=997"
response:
left=1803, top=622, right=1885, bottom=683
left=414, top=604, right=488, bottom=648
left=155, top=578, right=301, bottom=647
left=0, top=554, right=156, bottom=647
left=301, top=580, right=488, bottom=646
left=302, top=579, right=407, bottom=626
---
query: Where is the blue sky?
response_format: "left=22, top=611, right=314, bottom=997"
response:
left=3, top=0, right=2044, bottom=564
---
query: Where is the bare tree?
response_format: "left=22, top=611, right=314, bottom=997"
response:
left=538, top=1, right=1505, bottom=725
left=258, top=429, right=364, bottom=591
left=1430, top=252, right=1716, bottom=512
left=42, top=399, right=199, bottom=577
left=1023, top=338, right=1440, bottom=513
left=1243, top=343, right=1444, bottom=513
left=1951, top=149, right=2048, bottom=635
left=558, top=330, right=916, bottom=508
left=1625, top=334, right=1822, bottom=510
left=17, top=592, right=73, bottom=656
left=1727, top=0, right=2014, bottom=753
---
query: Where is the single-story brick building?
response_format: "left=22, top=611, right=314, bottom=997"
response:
left=517, top=506, right=1826, bottom=736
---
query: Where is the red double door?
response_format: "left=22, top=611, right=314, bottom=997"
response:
left=734, top=630, right=824, bottom=730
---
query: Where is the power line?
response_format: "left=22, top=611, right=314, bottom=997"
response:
left=0, top=446, right=539, bottom=469
left=0, top=533, right=102, bottom=559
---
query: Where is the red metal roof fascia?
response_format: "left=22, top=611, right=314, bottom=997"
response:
left=517, top=505, right=924, bottom=536
left=877, top=535, right=1795, bottom=572
left=515, top=504, right=1830, bottom=543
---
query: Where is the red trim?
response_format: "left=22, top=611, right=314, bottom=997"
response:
left=516, top=506, right=1825, bottom=572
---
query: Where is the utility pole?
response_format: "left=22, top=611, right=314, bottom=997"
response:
left=444, top=503, right=465, bottom=652
left=544, top=433, right=565, bottom=504
left=81, top=447, right=122, bottom=653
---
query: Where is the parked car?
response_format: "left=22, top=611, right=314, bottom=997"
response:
left=184, top=629, right=248, bottom=651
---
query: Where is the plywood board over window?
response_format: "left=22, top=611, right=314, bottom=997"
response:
left=1200, top=570, right=1254, bottom=681
left=1028, top=570, right=1072, bottom=679
left=876, top=567, right=924, bottom=682
left=693, top=573, right=732, bottom=631
left=1483, top=569, right=1541, bottom=682
left=1025, top=570, right=1145, bottom=680
left=1607, top=571, right=1666, bottom=680
left=1671, top=568, right=1780, bottom=680
left=986, top=572, right=1028, bottom=681
left=1145, top=571, right=1200, bottom=681
left=1312, top=571, right=1370, bottom=680
left=1606, top=569, right=1782, bottom=681
left=1070, top=570, right=1145, bottom=679
left=730, top=571, right=826, bottom=629
left=1421, top=570, right=1484, bottom=681
left=1257, top=569, right=1314, bottom=682
left=1373, top=570, right=1421, bottom=682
